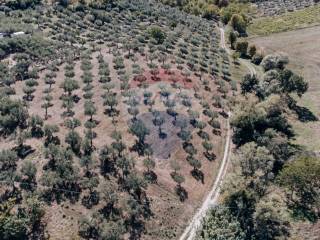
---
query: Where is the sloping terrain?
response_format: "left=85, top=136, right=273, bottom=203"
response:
left=0, top=1, right=236, bottom=239
left=252, top=0, right=319, bottom=17
left=249, top=26, right=320, bottom=151
left=248, top=3, right=320, bottom=35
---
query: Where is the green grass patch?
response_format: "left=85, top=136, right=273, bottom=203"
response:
left=248, top=5, right=320, bottom=36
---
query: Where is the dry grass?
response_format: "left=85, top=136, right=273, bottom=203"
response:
left=249, top=26, right=320, bottom=151
left=0, top=3, right=235, bottom=238
left=2, top=45, right=229, bottom=240
left=248, top=5, right=320, bottom=36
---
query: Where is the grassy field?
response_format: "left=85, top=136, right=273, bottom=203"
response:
left=249, top=26, right=320, bottom=151
left=248, top=4, right=320, bottom=36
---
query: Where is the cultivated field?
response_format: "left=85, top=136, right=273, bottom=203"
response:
left=252, top=0, right=318, bottom=17
left=249, top=26, right=320, bottom=151
left=0, top=2, right=237, bottom=239
left=248, top=4, right=320, bottom=36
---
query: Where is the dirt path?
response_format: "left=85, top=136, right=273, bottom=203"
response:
left=179, top=28, right=257, bottom=240
left=179, top=112, right=231, bottom=240
left=219, top=28, right=257, bottom=77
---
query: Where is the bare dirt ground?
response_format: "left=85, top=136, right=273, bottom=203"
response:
left=130, top=68, right=195, bottom=89
left=138, top=111, right=192, bottom=159
left=0, top=4, right=233, bottom=239
left=1, top=43, right=228, bottom=239
left=249, top=26, right=320, bottom=151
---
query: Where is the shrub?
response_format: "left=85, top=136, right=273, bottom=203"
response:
left=261, top=54, right=289, bottom=71
left=202, top=4, right=219, bottom=20
left=235, top=41, right=248, bottom=57
left=252, top=53, right=264, bottom=65
left=248, top=45, right=257, bottom=58
left=230, top=14, right=247, bottom=35
left=148, top=26, right=166, bottom=44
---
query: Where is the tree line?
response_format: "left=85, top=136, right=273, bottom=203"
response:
left=197, top=53, right=319, bottom=239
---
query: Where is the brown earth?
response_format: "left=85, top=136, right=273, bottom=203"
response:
left=130, top=68, right=195, bottom=89
left=1, top=42, right=229, bottom=239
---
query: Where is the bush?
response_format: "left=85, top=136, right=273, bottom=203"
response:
left=202, top=4, right=219, bottom=20
left=252, top=53, right=264, bottom=65
left=5, top=0, right=41, bottom=10
left=278, top=156, right=320, bottom=220
left=220, top=3, right=249, bottom=25
left=228, top=30, right=237, bottom=49
left=148, top=26, right=166, bottom=44
left=235, top=41, right=248, bottom=57
left=248, top=45, right=257, bottom=58
left=230, top=14, right=247, bottom=35
left=196, top=206, right=245, bottom=240
left=261, top=54, right=289, bottom=71
left=241, top=74, right=258, bottom=94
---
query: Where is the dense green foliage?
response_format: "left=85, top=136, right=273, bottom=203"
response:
left=197, top=206, right=245, bottom=239
left=199, top=49, right=317, bottom=238
left=0, top=197, right=44, bottom=240
left=148, top=26, right=167, bottom=44
left=160, top=0, right=251, bottom=23
left=0, top=97, right=28, bottom=135
left=2, top=0, right=41, bottom=10
left=241, top=54, right=308, bottom=99
left=278, top=156, right=320, bottom=220
left=160, top=0, right=221, bottom=19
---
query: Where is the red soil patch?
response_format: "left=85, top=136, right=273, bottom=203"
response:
left=130, top=68, right=195, bottom=89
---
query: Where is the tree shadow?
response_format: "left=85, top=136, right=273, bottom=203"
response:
left=40, top=184, right=81, bottom=204
left=141, top=196, right=153, bottom=219
left=61, top=111, right=75, bottom=118
left=12, top=145, right=34, bottom=159
left=198, top=131, right=210, bottom=140
left=23, top=95, right=34, bottom=101
left=204, top=152, right=216, bottom=161
left=100, top=161, right=116, bottom=177
left=222, top=75, right=231, bottom=81
left=73, top=95, right=81, bottom=103
left=182, top=141, right=193, bottom=150
left=20, top=180, right=37, bottom=191
left=31, top=128, right=44, bottom=138
left=44, top=136, right=60, bottom=147
left=130, top=141, right=150, bottom=156
left=143, top=171, right=157, bottom=184
left=159, top=131, right=167, bottom=139
left=204, top=86, right=211, bottom=92
left=219, top=110, right=229, bottom=118
left=0, top=188, right=22, bottom=204
left=81, top=191, right=100, bottom=209
left=128, top=220, right=145, bottom=240
left=291, top=104, right=318, bottom=122
left=99, top=203, right=121, bottom=220
left=191, top=169, right=204, bottom=184
left=29, top=220, right=46, bottom=240
left=175, top=186, right=188, bottom=202
left=291, top=204, right=318, bottom=223
left=212, top=129, right=221, bottom=136
left=104, top=108, right=120, bottom=117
